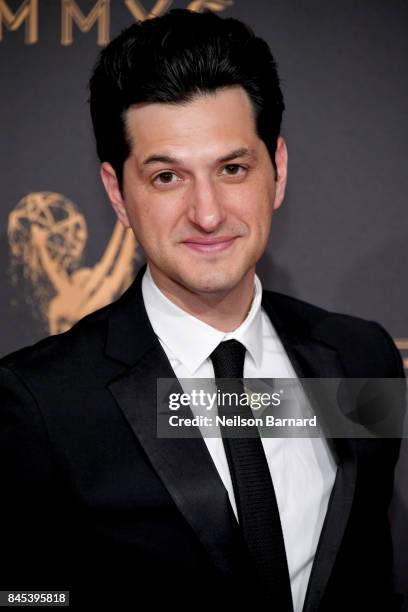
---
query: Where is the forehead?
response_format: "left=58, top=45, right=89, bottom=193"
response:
left=124, top=86, right=260, bottom=161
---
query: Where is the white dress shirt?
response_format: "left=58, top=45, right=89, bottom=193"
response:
left=142, top=265, right=337, bottom=612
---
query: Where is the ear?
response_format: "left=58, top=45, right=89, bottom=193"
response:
left=273, top=136, right=288, bottom=211
left=100, top=162, right=131, bottom=228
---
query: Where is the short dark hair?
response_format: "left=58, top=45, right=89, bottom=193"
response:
left=89, top=9, right=285, bottom=189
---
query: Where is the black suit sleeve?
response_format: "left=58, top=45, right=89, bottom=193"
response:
left=369, top=322, right=407, bottom=612
left=369, top=320, right=406, bottom=378
left=0, top=366, right=67, bottom=591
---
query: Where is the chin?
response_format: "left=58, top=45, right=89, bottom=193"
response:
left=180, top=269, right=244, bottom=295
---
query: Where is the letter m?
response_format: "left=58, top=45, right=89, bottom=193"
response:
left=0, top=0, right=38, bottom=44
left=61, top=0, right=109, bottom=46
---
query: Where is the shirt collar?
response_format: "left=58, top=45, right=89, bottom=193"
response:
left=142, top=265, right=263, bottom=375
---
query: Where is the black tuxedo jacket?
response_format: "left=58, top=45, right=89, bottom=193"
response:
left=0, top=266, right=406, bottom=611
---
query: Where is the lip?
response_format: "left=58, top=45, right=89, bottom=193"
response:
left=182, top=236, right=237, bottom=253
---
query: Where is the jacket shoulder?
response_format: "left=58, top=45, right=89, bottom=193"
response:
left=263, top=289, right=404, bottom=378
left=0, top=301, right=113, bottom=374
left=264, top=288, right=389, bottom=335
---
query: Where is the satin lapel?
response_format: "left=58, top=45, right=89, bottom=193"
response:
left=105, top=268, right=244, bottom=576
left=261, top=293, right=358, bottom=612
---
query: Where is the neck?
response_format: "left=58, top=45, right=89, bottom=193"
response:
left=148, top=265, right=256, bottom=332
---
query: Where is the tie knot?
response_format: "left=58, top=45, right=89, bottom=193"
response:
left=210, top=339, right=246, bottom=379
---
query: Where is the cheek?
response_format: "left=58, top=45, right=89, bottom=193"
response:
left=228, top=179, right=275, bottom=226
left=126, top=191, right=184, bottom=246
left=122, top=188, right=153, bottom=247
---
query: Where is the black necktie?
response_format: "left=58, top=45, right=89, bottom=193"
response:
left=210, top=339, right=293, bottom=609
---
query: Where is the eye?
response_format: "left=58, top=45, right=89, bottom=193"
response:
left=153, top=171, right=179, bottom=185
left=221, top=164, right=247, bottom=177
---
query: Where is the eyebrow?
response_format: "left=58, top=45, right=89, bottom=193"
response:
left=141, top=147, right=257, bottom=167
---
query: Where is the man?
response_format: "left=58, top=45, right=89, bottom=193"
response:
left=0, top=9, right=405, bottom=611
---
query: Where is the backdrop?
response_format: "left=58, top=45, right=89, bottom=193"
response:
left=1, top=0, right=407, bottom=597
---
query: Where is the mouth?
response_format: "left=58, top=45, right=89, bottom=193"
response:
left=181, top=236, right=237, bottom=253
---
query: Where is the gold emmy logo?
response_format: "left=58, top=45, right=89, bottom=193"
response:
left=8, top=192, right=138, bottom=334
left=0, top=0, right=234, bottom=45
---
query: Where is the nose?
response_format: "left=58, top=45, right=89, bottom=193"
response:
left=186, top=176, right=227, bottom=232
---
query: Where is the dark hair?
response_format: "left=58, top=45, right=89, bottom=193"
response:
left=89, top=9, right=284, bottom=189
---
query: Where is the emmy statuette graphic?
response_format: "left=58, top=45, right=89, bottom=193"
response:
left=8, top=192, right=138, bottom=334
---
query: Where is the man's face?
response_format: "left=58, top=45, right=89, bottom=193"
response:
left=102, top=85, right=287, bottom=299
